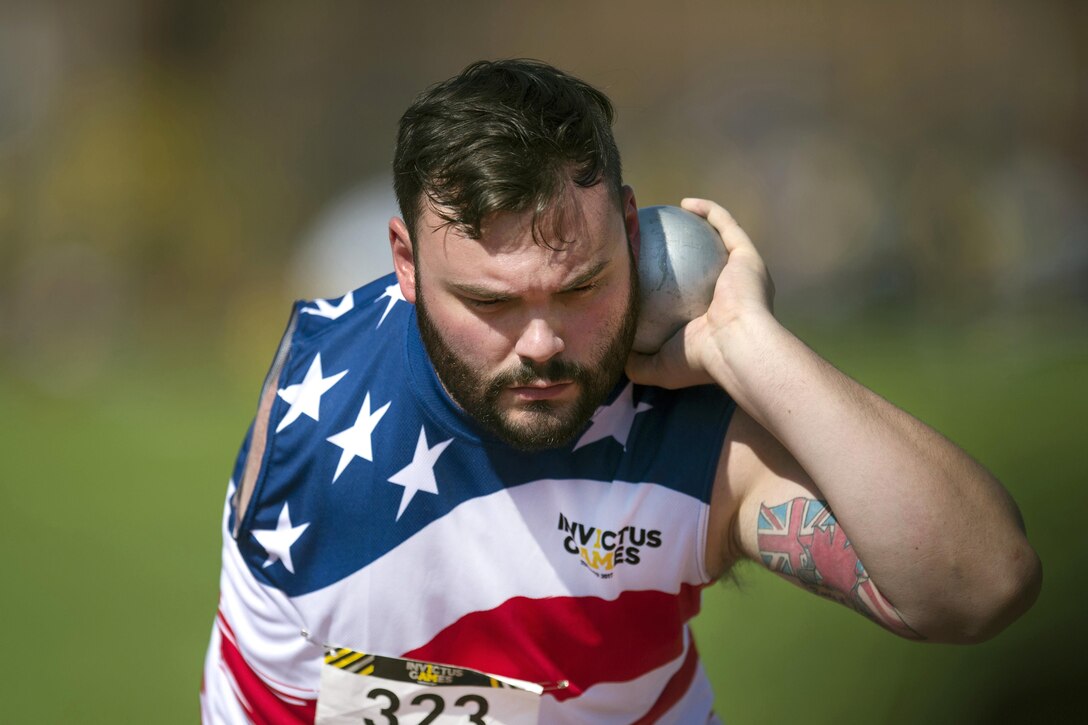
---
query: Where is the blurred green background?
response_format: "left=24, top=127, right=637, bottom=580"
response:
left=1, top=1, right=1084, bottom=722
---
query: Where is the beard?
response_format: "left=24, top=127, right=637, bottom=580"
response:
left=416, top=254, right=639, bottom=452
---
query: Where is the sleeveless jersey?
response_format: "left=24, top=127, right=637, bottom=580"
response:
left=201, top=274, right=736, bottom=724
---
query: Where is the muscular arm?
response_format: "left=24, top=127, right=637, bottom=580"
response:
left=715, top=316, right=1038, bottom=642
left=755, top=496, right=921, bottom=639
left=708, top=407, right=925, bottom=638
left=632, top=199, right=1041, bottom=643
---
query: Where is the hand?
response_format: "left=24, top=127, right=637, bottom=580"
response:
left=626, top=198, right=777, bottom=390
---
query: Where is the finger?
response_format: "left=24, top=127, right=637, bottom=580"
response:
left=626, top=340, right=684, bottom=388
left=624, top=351, right=658, bottom=386
left=681, top=198, right=755, bottom=255
left=625, top=320, right=711, bottom=390
left=679, top=197, right=711, bottom=217
left=625, top=350, right=692, bottom=390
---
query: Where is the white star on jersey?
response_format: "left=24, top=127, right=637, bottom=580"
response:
left=387, top=427, right=453, bottom=521
left=573, top=382, right=653, bottom=450
left=326, top=393, right=391, bottom=483
left=251, top=503, right=309, bottom=574
left=301, top=293, right=354, bottom=320
left=276, top=353, right=348, bottom=433
left=375, top=283, right=405, bottom=327
left=223, top=479, right=237, bottom=530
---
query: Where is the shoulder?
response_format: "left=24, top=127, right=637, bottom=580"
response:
left=292, top=274, right=409, bottom=341
left=279, top=275, right=413, bottom=393
left=610, top=382, right=736, bottom=503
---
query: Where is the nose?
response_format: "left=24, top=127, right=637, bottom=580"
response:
left=513, top=317, right=565, bottom=364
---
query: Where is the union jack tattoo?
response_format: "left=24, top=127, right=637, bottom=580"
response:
left=757, top=497, right=922, bottom=639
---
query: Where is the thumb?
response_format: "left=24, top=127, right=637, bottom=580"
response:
left=624, top=321, right=712, bottom=390
left=624, top=349, right=662, bottom=386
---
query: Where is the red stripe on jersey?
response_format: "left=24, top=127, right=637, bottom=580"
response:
left=403, top=585, right=704, bottom=702
left=632, top=635, right=700, bottom=724
left=216, top=611, right=317, bottom=724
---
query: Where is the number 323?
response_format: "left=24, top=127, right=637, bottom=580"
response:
left=364, top=688, right=489, bottom=725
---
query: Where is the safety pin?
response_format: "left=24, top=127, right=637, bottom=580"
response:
left=300, top=628, right=332, bottom=649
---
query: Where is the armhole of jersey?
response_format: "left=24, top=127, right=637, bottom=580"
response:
left=696, top=397, right=738, bottom=584
left=232, top=306, right=300, bottom=539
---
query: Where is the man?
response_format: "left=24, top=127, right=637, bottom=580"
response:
left=202, top=60, right=1040, bottom=723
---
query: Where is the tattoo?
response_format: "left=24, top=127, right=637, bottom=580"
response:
left=757, top=497, right=923, bottom=639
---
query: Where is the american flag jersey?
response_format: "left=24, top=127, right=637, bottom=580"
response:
left=201, top=273, right=736, bottom=724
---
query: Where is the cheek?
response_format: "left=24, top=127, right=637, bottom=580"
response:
left=589, top=283, right=634, bottom=335
left=439, top=307, right=516, bottom=365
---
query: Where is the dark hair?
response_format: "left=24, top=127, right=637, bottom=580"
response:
left=393, top=59, right=623, bottom=245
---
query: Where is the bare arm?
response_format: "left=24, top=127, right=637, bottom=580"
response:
left=629, top=198, right=1041, bottom=643
left=708, top=407, right=924, bottom=638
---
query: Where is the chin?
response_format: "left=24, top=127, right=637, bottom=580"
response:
left=493, top=406, right=589, bottom=451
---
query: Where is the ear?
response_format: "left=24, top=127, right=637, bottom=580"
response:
left=389, top=216, right=418, bottom=304
left=621, top=185, right=640, bottom=263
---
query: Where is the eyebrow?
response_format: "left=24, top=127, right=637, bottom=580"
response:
left=450, top=259, right=611, bottom=300
left=560, top=259, right=610, bottom=292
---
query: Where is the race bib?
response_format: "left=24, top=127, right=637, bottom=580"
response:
left=315, top=648, right=543, bottom=725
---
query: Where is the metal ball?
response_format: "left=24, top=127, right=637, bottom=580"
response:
left=633, top=205, right=728, bottom=354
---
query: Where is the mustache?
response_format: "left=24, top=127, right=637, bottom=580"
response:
left=489, top=358, right=588, bottom=389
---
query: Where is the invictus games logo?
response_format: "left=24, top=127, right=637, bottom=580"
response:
left=557, top=513, right=662, bottom=578
left=405, top=661, right=464, bottom=685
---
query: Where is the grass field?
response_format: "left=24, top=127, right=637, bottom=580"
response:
left=1, top=317, right=1083, bottom=723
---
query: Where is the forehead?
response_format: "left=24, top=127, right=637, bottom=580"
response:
left=416, top=183, right=625, bottom=286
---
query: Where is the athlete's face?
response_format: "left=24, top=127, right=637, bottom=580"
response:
left=390, top=183, right=640, bottom=450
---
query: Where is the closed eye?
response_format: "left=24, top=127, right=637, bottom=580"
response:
left=563, top=282, right=599, bottom=296
left=464, top=296, right=509, bottom=309
left=560, top=261, right=610, bottom=297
